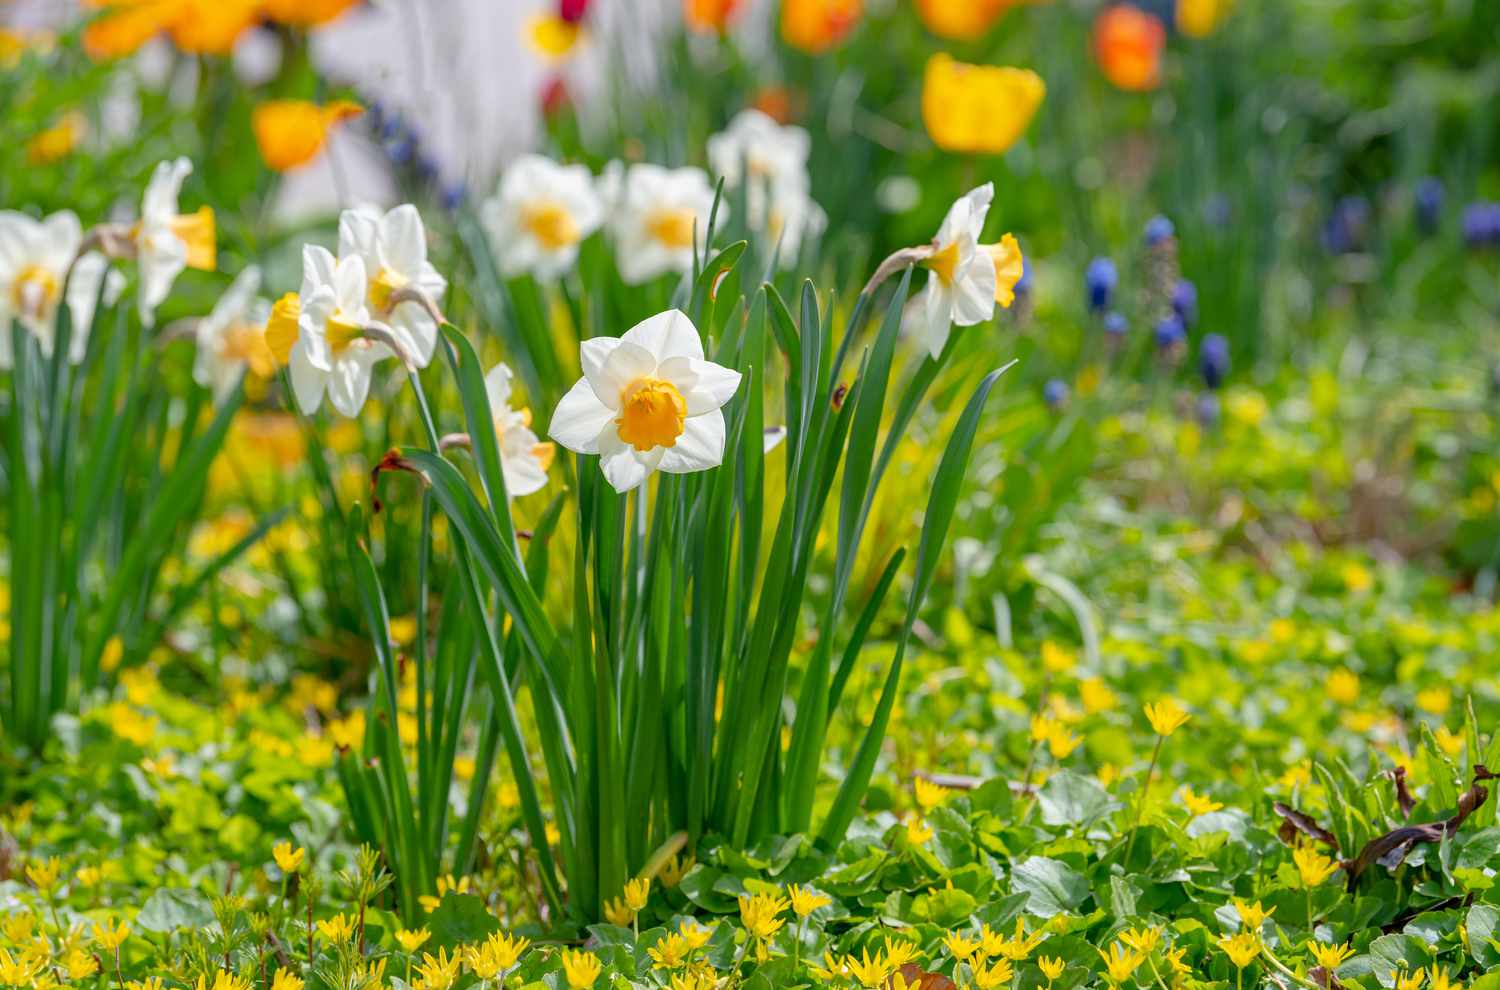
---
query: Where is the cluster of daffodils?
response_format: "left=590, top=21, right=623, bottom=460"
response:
left=478, top=108, right=823, bottom=285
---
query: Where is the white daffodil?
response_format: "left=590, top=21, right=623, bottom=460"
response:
left=906, top=182, right=1019, bottom=358
left=193, top=266, right=274, bottom=403
left=484, top=361, right=554, bottom=497
left=549, top=309, right=741, bottom=492
left=289, top=245, right=388, bottom=417
left=337, top=204, right=447, bottom=366
left=133, top=157, right=216, bottom=326
left=706, top=108, right=825, bottom=267
left=0, top=209, right=120, bottom=368
left=480, top=154, right=604, bottom=280
left=605, top=163, right=719, bottom=285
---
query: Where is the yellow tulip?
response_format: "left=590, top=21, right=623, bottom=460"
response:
left=921, top=53, right=1045, bottom=156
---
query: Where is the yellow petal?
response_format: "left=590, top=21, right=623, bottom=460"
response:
left=922, top=53, right=1046, bottom=155
left=526, top=13, right=581, bottom=59
left=984, top=234, right=1024, bottom=307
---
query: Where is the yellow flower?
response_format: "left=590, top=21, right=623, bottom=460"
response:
left=1218, top=932, right=1260, bottom=969
left=270, top=971, right=304, bottom=990
left=974, top=958, right=1015, bottom=990
left=624, top=877, right=651, bottom=912
left=76, top=865, right=102, bottom=888
left=26, top=112, right=87, bottom=166
left=1306, top=941, right=1354, bottom=973
left=1233, top=899, right=1273, bottom=932
left=1434, top=726, right=1465, bottom=758
left=1143, top=699, right=1190, bottom=737
left=658, top=853, right=692, bottom=888
left=416, top=948, right=462, bottom=990
left=128, top=979, right=166, bottom=990
left=328, top=711, right=365, bottom=750
left=316, top=914, right=356, bottom=944
left=1292, top=844, right=1339, bottom=888
left=1176, top=0, right=1233, bottom=37
left=992, top=918, right=1046, bottom=961
left=25, top=857, right=62, bottom=893
left=915, top=777, right=951, bottom=810
left=685, top=0, right=743, bottom=32
left=1, top=912, right=34, bottom=942
left=648, top=932, right=692, bottom=970
left=0, top=947, right=39, bottom=987
left=65, top=946, right=100, bottom=980
left=883, top=935, right=920, bottom=970
left=845, top=948, right=892, bottom=989
left=395, top=928, right=431, bottom=953
left=1325, top=669, right=1359, bottom=704
left=603, top=897, right=636, bottom=927
left=525, top=13, right=582, bottom=59
left=252, top=99, right=362, bottom=173
left=1426, top=965, right=1458, bottom=990
left=788, top=884, right=831, bottom=918
left=738, top=891, right=789, bottom=941
left=1416, top=688, right=1450, bottom=715
left=261, top=0, right=360, bottom=25
left=272, top=841, right=305, bottom=873
left=418, top=874, right=470, bottom=913
left=94, top=918, right=131, bottom=951
left=922, top=53, right=1045, bottom=156
left=679, top=919, right=714, bottom=950
left=1341, top=561, right=1373, bottom=593
left=944, top=931, right=981, bottom=961
left=1180, top=787, right=1223, bottom=816
left=468, top=932, right=530, bottom=979
left=1393, top=970, right=1426, bottom=990
left=1118, top=926, right=1160, bottom=955
left=560, top=949, right=602, bottom=990
left=906, top=815, right=934, bottom=845
left=780, top=0, right=861, bottom=53
left=1039, top=956, right=1066, bottom=982
left=914, top=0, right=1020, bottom=41
left=1081, top=678, right=1118, bottom=714
left=1097, top=942, right=1144, bottom=983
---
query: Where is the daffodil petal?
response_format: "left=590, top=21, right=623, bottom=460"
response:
left=548, top=379, right=615, bottom=454
left=623, top=308, right=703, bottom=363
left=657, top=355, right=742, bottom=416
left=658, top=410, right=726, bottom=474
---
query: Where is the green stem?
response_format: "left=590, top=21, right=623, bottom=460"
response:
left=1122, top=736, right=1164, bottom=867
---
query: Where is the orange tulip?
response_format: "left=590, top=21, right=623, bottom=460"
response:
left=82, top=0, right=182, bottom=60
left=261, top=0, right=362, bottom=26
left=26, top=113, right=88, bottom=166
left=922, top=53, right=1045, bottom=155
left=168, top=0, right=261, bottom=54
left=252, top=99, right=363, bottom=172
left=914, top=0, right=1005, bottom=41
left=1092, top=4, right=1165, bottom=92
left=780, top=0, right=861, bottom=54
left=685, top=0, right=742, bottom=32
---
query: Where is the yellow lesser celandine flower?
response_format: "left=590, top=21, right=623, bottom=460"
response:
left=252, top=99, right=363, bottom=172
left=0, top=947, right=40, bottom=986
left=974, top=958, right=1015, bottom=990
left=738, top=891, right=789, bottom=942
left=944, top=931, right=981, bottom=962
left=196, top=971, right=252, bottom=990
left=26, top=857, right=62, bottom=893
left=1426, top=965, right=1459, bottom=990
left=1164, top=946, right=1191, bottom=978
left=884, top=935, right=920, bottom=970
left=922, top=53, right=1045, bottom=156
left=658, top=853, right=693, bottom=888
left=94, top=918, right=130, bottom=951
left=812, top=952, right=849, bottom=981
left=1098, top=942, right=1144, bottom=983
left=1219, top=932, right=1260, bottom=968
left=1393, top=969, right=1426, bottom=990
left=915, top=776, right=951, bottom=810
left=415, top=949, right=462, bottom=990
left=780, top=0, right=861, bottom=54
left=670, top=967, right=719, bottom=990
left=417, top=874, right=470, bottom=912
left=316, top=914, right=356, bottom=944
left=648, top=932, right=692, bottom=970
left=1306, top=941, right=1354, bottom=973
left=26, top=112, right=87, bottom=166
left=1176, top=0, right=1233, bottom=37
left=127, top=979, right=166, bottom=990
left=1042, top=641, right=1076, bottom=674
left=76, top=865, right=102, bottom=888
left=906, top=814, right=934, bottom=845
left=1416, top=687, right=1451, bottom=715
left=1292, top=844, right=1339, bottom=888
left=679, top=919, right=714, bottom=950
left=1081, top=678, right=1118, bottom=714
left=1233, top=899, right=1273, bottom=931
left=468, top=932, right=531, bottom=979
left=560, top=949, right=602, bottom=990
left=1144, top=699, right=1190, bottom=737
left=994, top=918, right=1047, bottom=961
left=845, top=948, right=892, bottom=989
left=1039, top=956, right=1066, bottom=983
left=1118, top=926, right=1160, bottom=955
left=1325, top=669, right=1359, bottom=704
left=788, top=884, right=831, bottom=917
left=270, top=971, right=304, bottom=990
left=65, top=947, right=101, bottom=980
left=396, top=928, right=432, bottom=953
left=1, top=912, right=34, bottom=942
left=603, top=897, right=636, bottom=927
left=272, top=840, right=305, bottom=873
left=624, top=877, right=651, bottom=912
left=1180, top=787, right=1223, bottom=816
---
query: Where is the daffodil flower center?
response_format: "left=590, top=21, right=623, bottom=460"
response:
left=325, top=313, right=362, bottom=355
left=368, top=266, right=408, bottom=312
left=616, top=377, right=686, bottom=452
left=521, top=200, right=580, bottom=251
left=12, top=263, right=59, bottom=316
left=170, top=207, right=217, bottom=271
left=924, top=239, right=961, bottom=286
left=264, top=292, right=300, bottom=365
left=644, top=208, right=697, bottom=250
left=221, top=323, right=275, bottom=378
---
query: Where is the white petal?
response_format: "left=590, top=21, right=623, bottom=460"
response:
left=657, top=355, right=742, bottom=415
left=64, top=252, right=109, bottom=361
left=301, top=243, right=337, bottom=297
left=337, top=207, right=379, bottom=266
left=289, top=338, right=327, bottom=414
left=658, top=410, right=726, bottom=474
left=502, top=451, right=549, bottom=497
left=327, top=353, right=375, bottom=417
left=598, top=430, right=658, bottom=492
left=379, top=203, right=427, bottom=274
left=333, top=254, right=368, bottom=317
left=548, top=378, right=616, bottom=454
left=951, top=258, right=997, bottom=327
left=622, top=308, right=702, bottom=363
left=143, top=157, right=191, bottom=222
left=484, top=362, right=514, bottom=411
left=588, top=339, right=657, bottom=410
left=388, top=304, right=437, bottom=367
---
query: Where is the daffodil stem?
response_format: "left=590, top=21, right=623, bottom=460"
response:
left=1123, top=736, right=1164, bottom=867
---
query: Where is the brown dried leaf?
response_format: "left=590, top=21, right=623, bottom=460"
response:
left=1273, top=802, right=1340, bottom=851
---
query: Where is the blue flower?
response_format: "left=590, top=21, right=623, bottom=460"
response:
left=1415, top=177, right=1443, bottom=235
left=1086, top=256, right=1117, bottom=313
left=1462, top=202, right=1500, bottom=249
left=1044, top=378, right=1070, bottom=409
left=1196, top=392, right=1221, bottom=426
left=1154, top=314, right=1186, bottom=350
left=1322, top=195, right=1370, bottom=255
left=441, top=183, right=467, bottom=211
left=1171, top=279, right=1198, bottom=328
left=1198, top=332, right=1229, bottom=390
left=1144, top=214, right=1175, bottom=247
left=1103, top=311, right=1128, bottom=337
